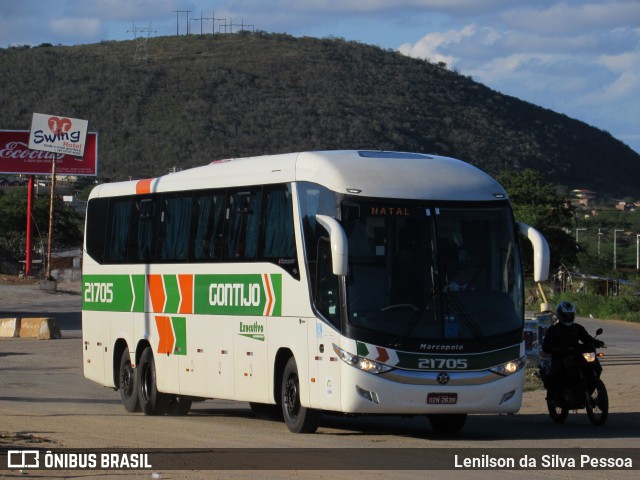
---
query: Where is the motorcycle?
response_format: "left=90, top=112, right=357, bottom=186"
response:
left=538, top=328, right=608, bottom=426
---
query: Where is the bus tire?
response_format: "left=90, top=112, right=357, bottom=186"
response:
left=428, top=413, right=467, bottom=434
left=281, top=357, right=320, bottom=433
left=137, top=347, right=169, bottom=415
left=118, top=350, right=140, bottom=412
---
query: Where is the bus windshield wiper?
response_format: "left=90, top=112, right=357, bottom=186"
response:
left=444, top=288, right=487, bottom=348
left=390, top=286, right=436, bottom=349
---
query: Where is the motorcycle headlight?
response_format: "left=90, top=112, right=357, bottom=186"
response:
left=490, top=357, right=525, bottom=376
left=333, top=344, right=394, bottom=374
left=582, top=352, right=596, bottom=363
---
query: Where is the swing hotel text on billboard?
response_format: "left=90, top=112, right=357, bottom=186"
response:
left=0, top=130, right=98, bottom=176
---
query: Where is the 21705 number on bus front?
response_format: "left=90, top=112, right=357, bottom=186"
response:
left=418, top=358, right=468, bottom=370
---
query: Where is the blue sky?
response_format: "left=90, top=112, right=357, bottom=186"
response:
left=2, top=0, right=639, bottom=154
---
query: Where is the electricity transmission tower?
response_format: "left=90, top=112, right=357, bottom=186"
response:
left=128, top=23, right=156, bottom=63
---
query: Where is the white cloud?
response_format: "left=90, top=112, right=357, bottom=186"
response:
left=502, top=1, right=640, bottom=35
left=397, top=3, right=640, bottom=152
left=398, top=24, right=476, bottom=66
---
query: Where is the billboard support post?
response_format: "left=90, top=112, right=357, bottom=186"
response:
left=25, top=175, right=34, bottom=277
left=45, top=158, right=56, bottom=280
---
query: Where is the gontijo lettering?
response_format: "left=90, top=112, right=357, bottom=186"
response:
left=194, top=273, right=282, bottom=316
left=209, top=282, right=261, bottom=307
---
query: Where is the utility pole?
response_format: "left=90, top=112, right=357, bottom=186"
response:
left=201, top=11, right=224, bottom=34
left=173, top=10, right=192, bottom=35
left=598, top=228, right=603, bottom=259
left=614, top=229, right=624, bottom=270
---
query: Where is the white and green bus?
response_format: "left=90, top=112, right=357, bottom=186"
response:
left=82, top=150, right=549, bottom=434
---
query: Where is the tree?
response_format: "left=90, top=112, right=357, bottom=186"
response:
left=499, top=169, right=577, bottom=274
left=0, top=188, right=83, bottom=263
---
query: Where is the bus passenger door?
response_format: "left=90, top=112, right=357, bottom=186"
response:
left=313, top=319, right=342, bottom=411
left=311, top=238, right=342, bottom=411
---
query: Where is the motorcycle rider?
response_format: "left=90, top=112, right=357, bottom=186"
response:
left=542, top=301, right=604, bottom=400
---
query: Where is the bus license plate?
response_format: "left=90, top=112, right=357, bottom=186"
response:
left=427, top=393, right=458, bottom=405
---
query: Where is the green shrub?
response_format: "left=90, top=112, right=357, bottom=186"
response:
left=554, top=291, right=640, bottom=323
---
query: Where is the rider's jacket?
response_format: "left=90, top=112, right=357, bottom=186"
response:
left=542, top=322, right=599, bottom=361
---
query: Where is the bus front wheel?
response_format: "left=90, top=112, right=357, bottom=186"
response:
left=281, top=357, right=320, bottom=433
left=118, top=349, right=140, bottom=412
left=137, top=347, right=169, bottom=415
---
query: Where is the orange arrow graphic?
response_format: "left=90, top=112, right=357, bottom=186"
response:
left=155, top=316, right=175, bottom=355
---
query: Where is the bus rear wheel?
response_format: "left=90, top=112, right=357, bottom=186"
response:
left=137, top=347, right=170, bottom=415
left=118, top=350, right=140, bottom=412
left=281, top=357, right=320, bottom=433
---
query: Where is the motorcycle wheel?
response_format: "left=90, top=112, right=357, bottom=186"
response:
left=546, top=397, right=569, bottom=424
left=585, top=379, right=608, bottom=426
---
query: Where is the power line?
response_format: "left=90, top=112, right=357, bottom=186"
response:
left=172, top=10, right=255, bottom=36
left=201, top=11, right=226, bottom=35
left=173, top=10, right=193, bottom=35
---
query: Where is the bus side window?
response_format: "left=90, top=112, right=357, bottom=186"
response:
left=193, top=191, right=225, bottom=261
left=159, top=195, right=192, bottom=261
left=85, top=198, right=108, bottom=263
left=136, top=198, right=158, bottom=263
left=105, top=198, right=134, bottom=263
left=225, top=189, right=262, bottom=260
left=260, top=185, right=298, bottom=278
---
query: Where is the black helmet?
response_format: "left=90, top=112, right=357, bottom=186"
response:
left=556, top=301, right=576, bottom=326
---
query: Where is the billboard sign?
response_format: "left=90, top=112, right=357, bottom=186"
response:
left=0, top=130, right=98, bottom=176
left=29, top=113, right=89, bottom=157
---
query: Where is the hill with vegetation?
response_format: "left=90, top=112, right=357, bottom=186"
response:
left=1, top=32, right=639, bottom=197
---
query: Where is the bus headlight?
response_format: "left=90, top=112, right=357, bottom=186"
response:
left=489, top=357, right=525, bottom=376
left=333, top=344, right=394, bottom=374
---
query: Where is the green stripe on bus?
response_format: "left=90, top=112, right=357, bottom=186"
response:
left=172, top=317, right=187, bottom=355
left=193, top=274, right=282, bottom=317
left=131, top=275, right=145, bottom=312
left=83, top=273, right=282, bottom=317
left=83, top=274, right=145, bottom=312
left=356, top=341, right=521, bottom=371
left=394, top=344, right=521, bottom=371
left=164, top=275, right=180, bottom=314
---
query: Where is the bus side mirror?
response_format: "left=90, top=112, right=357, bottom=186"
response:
left=316, top=214, right=348, bottom=276
left=517, top=222, right=550, bottom=282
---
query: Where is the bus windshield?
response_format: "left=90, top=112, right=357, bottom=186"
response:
left=341, top=199, right=523, bottom=348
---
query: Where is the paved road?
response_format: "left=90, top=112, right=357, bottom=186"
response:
left=1, top=281, right=639, bottom=479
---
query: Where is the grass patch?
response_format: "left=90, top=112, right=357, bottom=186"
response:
left=523, top=367, right=543, bottom=392
left=526, top=282, right=640, bottom=323
left=554, top=292, right=640, bottom=323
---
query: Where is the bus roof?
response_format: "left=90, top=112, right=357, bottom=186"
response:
left=89, top=150, right=507, bottom=201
